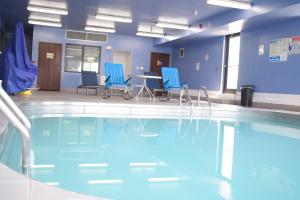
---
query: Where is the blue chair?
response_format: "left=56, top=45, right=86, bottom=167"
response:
left=161, top=67, right=189, bottom=101
left=77, top=71, right=102, bottom=96
left=104, top=63, right=132, bottom=99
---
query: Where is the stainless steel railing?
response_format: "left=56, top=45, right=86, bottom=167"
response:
left=0, top=81, right=31, bottom=175
left=197, top=85, right=211, bottom=108
left=179, top=84, right=192, bottom=107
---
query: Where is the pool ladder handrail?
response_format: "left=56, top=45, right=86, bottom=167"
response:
left=197, top=85, right=212, bottom=113
left=179, top=84, right=192, bottom=107
left=0, top=81, right=31, bottom=175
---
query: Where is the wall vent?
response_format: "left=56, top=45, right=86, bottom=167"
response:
left=65, top=30, right=107, bottom=43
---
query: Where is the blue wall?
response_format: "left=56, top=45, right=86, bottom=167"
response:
left=172, top=19, right=300, bottom=95
left=238, top=19, right=300, bottom=94
left=172, top=37, right=224, bottom=90
left=32, top=26, right=172, bottom=90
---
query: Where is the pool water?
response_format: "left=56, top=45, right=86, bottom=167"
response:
left=1, top=116, right=300, bottom=200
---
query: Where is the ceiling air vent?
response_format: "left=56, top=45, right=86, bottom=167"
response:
left=87, top=32, right=107, bottom=42
left=65, top=30, right=107, bottom=43
left=66, top=31, right=87, bottom=40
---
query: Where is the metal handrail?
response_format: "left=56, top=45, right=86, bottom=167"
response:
left=179, top=84, right=192, bottom=107
left=197, top=85, right=212, bottom=109
left=0, top=81, right=31, bottom=175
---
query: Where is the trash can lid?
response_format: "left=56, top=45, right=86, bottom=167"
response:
left=241, top=85, right=255, bottom=90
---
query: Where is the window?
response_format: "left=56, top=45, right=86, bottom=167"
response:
left=65, top=44, right=101, bottom=73
left=223, top=33, right=240, bottom=93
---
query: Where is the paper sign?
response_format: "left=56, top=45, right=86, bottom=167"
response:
left=259, top=45, right=264, bottom=55
left=46, top=53, right=54, bottom=59
left=269, top=38, right=290, bottom=62
left=288, top=36, right=300, bottom=55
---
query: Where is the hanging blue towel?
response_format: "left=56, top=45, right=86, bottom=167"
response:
left=0, top=23, right=37, bottom=94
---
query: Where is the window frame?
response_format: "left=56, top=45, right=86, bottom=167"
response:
left=64, top=44, right=101, bottom=74
left=223, top=33, right=240, bottom=94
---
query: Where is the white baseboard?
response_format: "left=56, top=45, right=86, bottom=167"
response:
left=190, top=90, right=300, bottom=107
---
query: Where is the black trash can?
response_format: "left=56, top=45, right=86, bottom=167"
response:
left=241, top=85, right=255, bottom=107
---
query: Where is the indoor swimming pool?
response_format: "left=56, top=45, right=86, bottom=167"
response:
left=0, top=103, right=300, bottom=200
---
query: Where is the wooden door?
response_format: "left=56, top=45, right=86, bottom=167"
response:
left=38, top=42, right=62, bottom=91
left=150, top=52, right=170, bottom=88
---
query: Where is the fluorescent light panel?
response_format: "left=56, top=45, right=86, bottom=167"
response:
left=136, top=31, right=165, bottom=38
left=27, top=5, right=68, bottom=15
left=85, top=26, right=115, bottom=33
left=156, top=22, right=190, bottom=30
left=28, top=19, right=62, bottom=27
left=88, top=179, right=124, bottom=185
left=86, top=19, right=115, bottom=28
left=29, top=0, right=67, bottom=9
left=95, top=14, right=132, bottom=23
left=207, top=0, right=252, bottom=10
left=29, top=14, right=61, bottom=23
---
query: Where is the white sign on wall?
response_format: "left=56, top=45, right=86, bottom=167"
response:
left=269, top=37, right=290, bottom=62
left=259, top=45, right=264, bottom=55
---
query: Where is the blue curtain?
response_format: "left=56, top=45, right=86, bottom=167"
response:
left=0, top=23, right=37, bottom=94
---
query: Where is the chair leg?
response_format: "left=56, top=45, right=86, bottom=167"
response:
left=103, top=88, right=110, bottom=99
left=86, top=86, right=88, bottom=96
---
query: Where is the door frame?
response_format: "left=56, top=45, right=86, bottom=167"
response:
left=223, top=33, right=240, bottom=94
left=112, top=50, right=132, bottom=78
left=38, top=42, right=62, bottom=91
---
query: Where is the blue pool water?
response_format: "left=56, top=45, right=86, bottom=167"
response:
left=1, top=116, right=300, bottom=200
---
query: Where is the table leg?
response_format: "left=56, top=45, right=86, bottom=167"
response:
left=135, top=78, right=146, bottom=101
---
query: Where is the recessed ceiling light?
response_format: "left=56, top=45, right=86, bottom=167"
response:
left=28, top=19, right=62, bottom=27
left=165, top=35, right=180, bottom=41
left=86, top=18, right=115, bottom=28
left=85, top=26, right=116, bottom=33
left=95, top=14, right=132, bottom=23
left=136, top=31, right=165, bottom=38
left=29, top=0, right=67, bottom=9
left=156, top=22, right=190, bottom=30
left=29, top=14, right=61, bottom=23
left=207, top=0, right=252, bottom=10
left=27, top=5, right=68, bottom=15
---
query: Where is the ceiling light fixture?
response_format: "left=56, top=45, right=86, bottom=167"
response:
left=28, top=19, right=62, bottom=27
left=29, top=14, right=61, bottom=23
left=27, top=5, right=68, bottom=15
left=136, top=31, right=165, bottom=38
left=156, top=22, right=190, bottom=30
left=85, top=26, right=116, bottom=33
left=95, top=14, right=132, bottom=23
left=165, top=35, right=180, bottom=41
left=207, top=0, right=252, bottom=10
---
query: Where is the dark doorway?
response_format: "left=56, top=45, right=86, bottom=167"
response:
left=150, top=52, right=170, bottom=88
